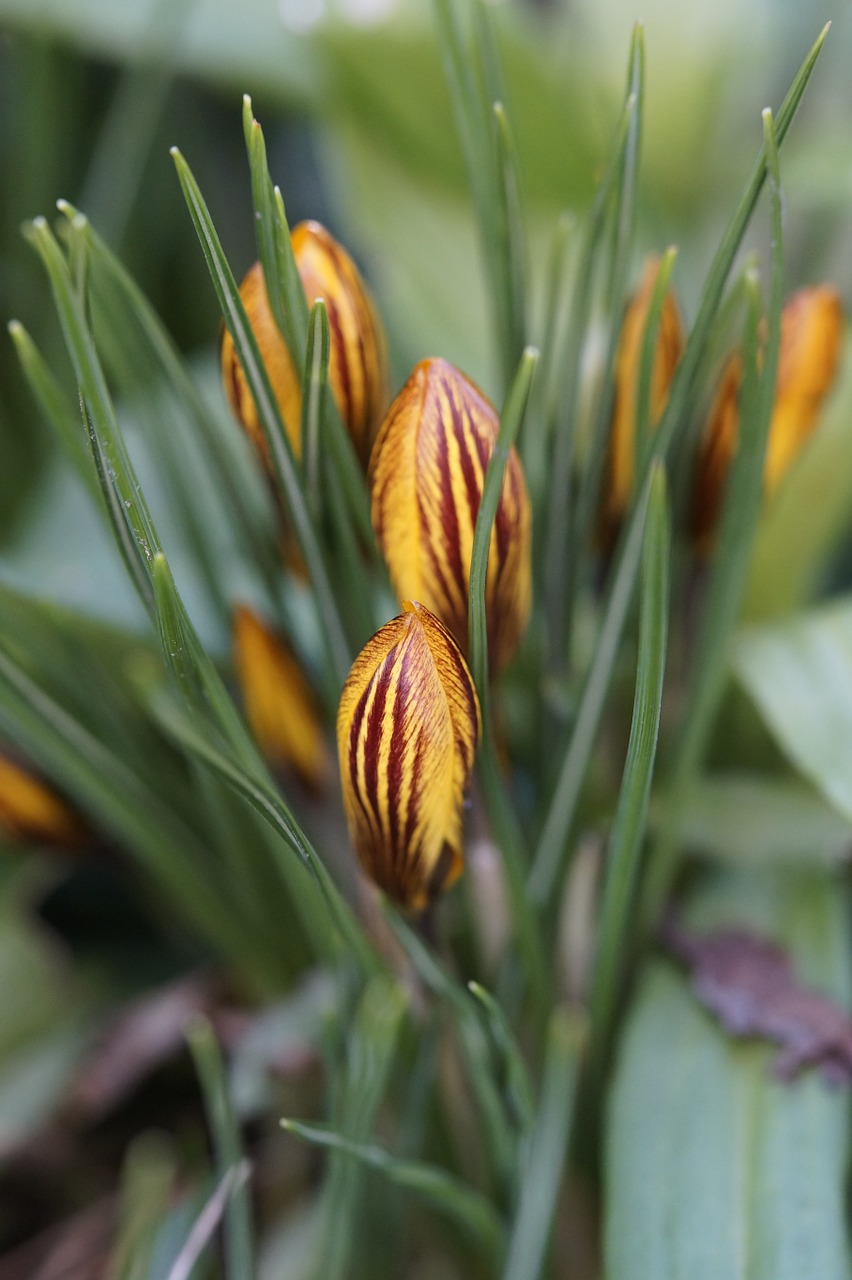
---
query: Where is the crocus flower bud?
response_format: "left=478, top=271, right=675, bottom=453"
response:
left=337, top=601, right=481, bottom=912
left=369, top=358, right=531, bottom=672
left=692, top=285, right=843, bottom=551
left=600, top=257, right=684, bottom=546
left=0, top=755, right=85, bottom=847
left=221, top=220, right=388, bottom=467
left=233, top=606, right=327, bottom=789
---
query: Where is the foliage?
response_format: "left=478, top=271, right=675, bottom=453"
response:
left=0, top=1, right=851, bottom=1276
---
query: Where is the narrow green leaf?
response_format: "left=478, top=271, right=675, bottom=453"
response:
left=110, top=1134, right=177, bottom=1280
left=166, top=1164, right=251, bottom=1280
left=467, top=346, right=548, bottom=1015
left=573, top=25, right=645, bottom=565
left=243, top=95, right=309, bottom=361
left=170, top=146, right=351, bottom=690
left=281, top=1119, right=504, bottom=1259
left=634, top=246, right=679, bottom=469
left=186, top=1017, right=254, bottom=1280
left=0, top=642, right=252, bottom=965
left=529, top=468, right=654, bottom=908
left=388, top=911, right=518, bottom=1194
left=588, top=466, right=670, bottom=1067
left=63, top=202, right=286, bottom=609
left=8, top=319, right=99, bottom=499
left=302, top=298, right=330, bottom=519
left=641, top=109, right=785, bottom=930
left=468, top=981, right=536, bottom=1135
left=532, top=27, right=827, bottom=912
left=314, top=976, right=407, bottom=1280
left=148, top=689, right=375, bottom=975
left=542, top=78, right=637, bottom=664
left=243, top=101, right=375, bottom=562
left=432, top=0, right=526, bottom=388
left=502, top=1008, right=586, bottom=1280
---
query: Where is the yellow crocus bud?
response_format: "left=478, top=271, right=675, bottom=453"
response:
left=336, top=601, right=481, bottom=912
left=221, top=220, right=389, bottom=467
left=369, top=358, right=532, bottom=673
left=0, top=755, right=85, bottom=847
left=233, top=606, right=328, bottom=789
left=600, top=257, right=685, bottom=547
left=692, top=284, right=843, bottom=551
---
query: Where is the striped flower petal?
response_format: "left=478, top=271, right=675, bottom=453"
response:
left=692, top=284, right=843, bottom=551
left=233, top=607, right=327, bottom=789
left=369, top=358, right=531, bottom=672
left=336, top=601, right=481, bottom=912
left=221, top=220, right=388, bottom=468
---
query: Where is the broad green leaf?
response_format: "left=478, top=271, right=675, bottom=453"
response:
left=606, top=867, right=852, bottom=1280
left=734, top=597, right=852, bottom=827
left=661, top=773, right=852, bottom=867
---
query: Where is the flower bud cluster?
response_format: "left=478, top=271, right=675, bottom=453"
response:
left=222, top=222, right=531, bottom=909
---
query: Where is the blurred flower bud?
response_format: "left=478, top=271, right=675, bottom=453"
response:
left=233, top=606, right=328, bottom=789
left=0, top=755, right=86, bottom=847
left=692, top=285, right=843, bottom=551
left=336, top=601, right=481, bottom=912
left=369, top=358, right=531, bottom=672
left=600, top=257, right=684, bottom=546
left=221, top=220, right=388, bottom=467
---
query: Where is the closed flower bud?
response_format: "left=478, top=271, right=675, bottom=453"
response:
left=233, top=606, right=327, bottom=789
left=692, top=285, right=843, bottom=550
left=0, top=755, right=85, bottom=847
left=337, top=600, right=481, bottom=912
left=369, top=358, right=531, bottom=672
left=221, top=220, right=388, bottom=467
left=600, top=257, right=684, bottom=546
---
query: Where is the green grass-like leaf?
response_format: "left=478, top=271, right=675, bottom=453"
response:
left=641, top=108, right=785, bottom=930
left=501, top=1008, right=585, bottom=1280
left=171, top=145, right=352, bottom=692
left=186, top=1017, right=254, bottom=1280
left=588, top=466, right=670, bottom=1067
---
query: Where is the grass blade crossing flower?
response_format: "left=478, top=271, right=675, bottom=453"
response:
left=692, top=284, right=843, bottom=550
left=221, top=221, right=388, bottom=468
left=370, top=358, right=531, bottom=672
left=599, top=256, right=684, bottom=548
left=337, top=601, right=481, bottom=912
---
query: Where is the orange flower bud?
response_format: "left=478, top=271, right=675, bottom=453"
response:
left=336, top=601, right=481, bottom=912
left=221, top=221, right=388, bottom=467
left=692, top=285, right=843, bottom=551
left=0, top=755, right=86, bottom=847
left=600, top=257, right=684, bottom=546
left=233, top=606, right=327, bottom=789
left=369, top=358, right=532, bottom=672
